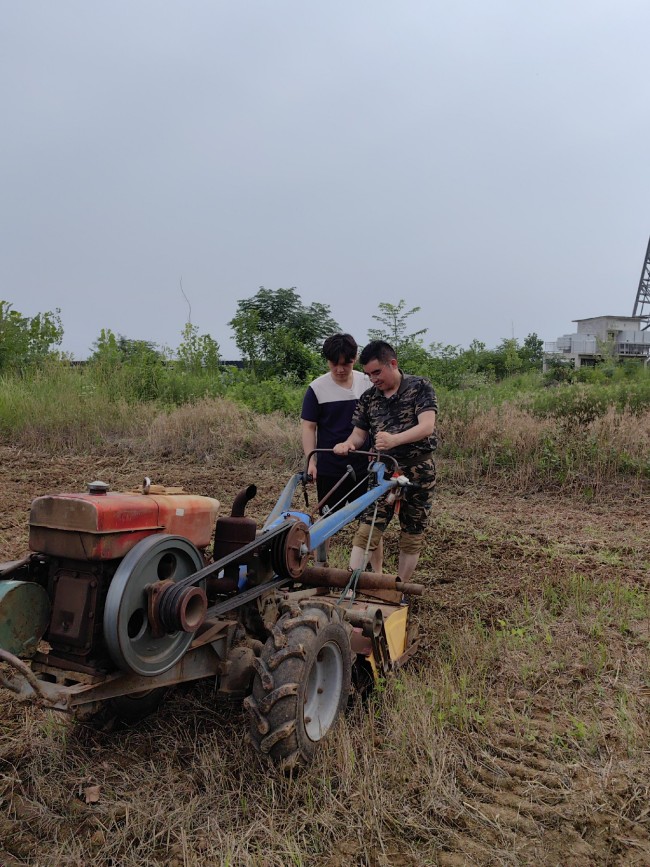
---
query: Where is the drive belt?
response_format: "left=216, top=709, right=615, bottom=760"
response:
left=205, top=575, right=291, bottom=618
left=170, top=520, right=293, bottom=593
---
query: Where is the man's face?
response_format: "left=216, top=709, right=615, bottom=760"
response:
left=363, top=357, right=399, bottom=392
left=327, top=355, right=355, bottom=383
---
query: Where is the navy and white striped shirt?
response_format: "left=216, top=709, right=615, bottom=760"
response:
left=301, top=370, right=371, bottom=476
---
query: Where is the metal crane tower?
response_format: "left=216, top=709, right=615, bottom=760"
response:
left=632, top=234, right=650, bottom=329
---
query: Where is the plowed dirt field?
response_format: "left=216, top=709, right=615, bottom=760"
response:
left=1, top=446, right=649, bottom=866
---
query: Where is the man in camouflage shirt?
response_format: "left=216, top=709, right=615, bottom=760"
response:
left=333, top=340, right=437, bottom=585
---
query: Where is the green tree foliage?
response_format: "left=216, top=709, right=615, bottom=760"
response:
left=367, top=299, right=427, bottom=348
left=229, top=307, right=261, bottom=372
left=367, top=299, right=436, bottom=382
left=494, top=338, right=523, bottom=378
left=520, top=333, right=544, bottom=368
left=176, top=323, right=220, bottom=374
left=90, top=328, right=122, bottom=367
left=0, top=301, right=64, bottom=372
left=366, top=302, right=549, bottom=389
left=88, top=328, right=166, bottom=400
left=90, top=329, right=163, bottom=365
left=229, top=287, right=340, bottom=380
left=87, top=325, right=225, bottom=405
left=424, top=334, right=546, bottom=386
left=115, top=335, right=163, bottom=365
left=543, top=356, right=575, bottom=384
left=427, top=342, right=473, bottom=388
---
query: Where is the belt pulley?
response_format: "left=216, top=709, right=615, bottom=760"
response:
left=270, top=520, right=310, bottom=580
left=104, top=518, right=309, bottom=677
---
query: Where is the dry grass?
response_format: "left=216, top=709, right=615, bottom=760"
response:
left=3, top=561, right=649, bottom=866
left=1, top=410, right=650, bottom=865
left=143, top=398, right=302, bottom=470
left=3, top=373, right=649, bottom=493
left=440, top=403, right=650, bottom=490
left=0, top=687, right=493, bottom=866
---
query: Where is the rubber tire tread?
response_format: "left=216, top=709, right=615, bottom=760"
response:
left=245, top=603, right=352, bottom=770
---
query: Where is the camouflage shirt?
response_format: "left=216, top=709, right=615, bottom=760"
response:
left=351, top=372, right=438, bottom=466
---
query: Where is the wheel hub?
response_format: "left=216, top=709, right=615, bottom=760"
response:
left=304, top=639, right=344, bottom=741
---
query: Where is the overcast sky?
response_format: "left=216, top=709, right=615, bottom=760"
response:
left=2, top=1, right=649, bottom=360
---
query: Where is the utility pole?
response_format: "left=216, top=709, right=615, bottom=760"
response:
left=632, top=234, right=650, bottom=330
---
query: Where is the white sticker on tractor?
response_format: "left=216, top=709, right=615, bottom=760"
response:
left=176, top=508, right=185, bottom=516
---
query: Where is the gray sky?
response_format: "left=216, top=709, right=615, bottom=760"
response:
left=2, top=1, right=649, bottom=360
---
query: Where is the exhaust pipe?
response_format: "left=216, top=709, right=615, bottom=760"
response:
left=230, top=485, right=257, bottom=517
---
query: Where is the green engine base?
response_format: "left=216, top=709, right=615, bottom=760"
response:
left=0, top=581, right=51, bottom=657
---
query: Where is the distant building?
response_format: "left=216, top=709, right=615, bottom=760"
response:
left=544, top=315, right=650, bottom=370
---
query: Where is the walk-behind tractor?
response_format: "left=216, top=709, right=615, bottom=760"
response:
left=0, top=452, right=422, bottom=769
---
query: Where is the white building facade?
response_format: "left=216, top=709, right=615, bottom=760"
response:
left=544, top=316, right=650, bottom=369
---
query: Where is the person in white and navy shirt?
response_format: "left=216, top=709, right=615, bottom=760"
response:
left=301, top=333, right=382, bottom=569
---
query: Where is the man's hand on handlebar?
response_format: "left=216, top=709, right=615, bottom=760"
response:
left=374, top=431, right=399, bottom=451
left=333, top=441, right=355, bottom=456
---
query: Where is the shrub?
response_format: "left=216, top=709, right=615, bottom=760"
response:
left=144, top=397, right=301, bottom=469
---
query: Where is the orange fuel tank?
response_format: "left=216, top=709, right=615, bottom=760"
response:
left=29, top=488, right=221, bottom=561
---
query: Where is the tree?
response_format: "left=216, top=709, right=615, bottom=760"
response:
left=90, top=330, right=163, bottom=365
left=0, top=301, right=64, bottom=372
left=90, top=328, right=122, bottom=366
left=116, top=335, right=163, bottom=365
left=495, top=338, right=523, bottom=377
left=229, top=287, right=340, bottom=379
left=367, top=300, right=427, bottom=348
left=438, top=339, right=492, bottom=385
left=595, top=334, right=617, bottom=369
left=229, top=307, right=262, bottom=374
left=176, top=323, right=220, bottom=374
left=519, top=333, right=544, bottom=369
left=89, top=328, right=166, bottom=401
left=426, top=342, right=467, bottom=388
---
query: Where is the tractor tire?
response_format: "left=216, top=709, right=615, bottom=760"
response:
left=245, top=601, right=352, bottom=770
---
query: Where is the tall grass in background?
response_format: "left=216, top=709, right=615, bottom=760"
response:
left=85, top=354, right=227, bottom=405
left=428, top=366, right=650, bottom=488
left=85, top=358, right=305, bottom=415
left=440, top=402, right=650, bottom=488
left=0, top=364, right=141, bottom=450
left=0, top=361, right=303, bottom=453
left=0, top=360, right=648, bottom=488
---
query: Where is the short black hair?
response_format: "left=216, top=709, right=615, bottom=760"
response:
left=359, top=340, right=397, bottom=365
left=322, top=333, right=358, bottom=364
